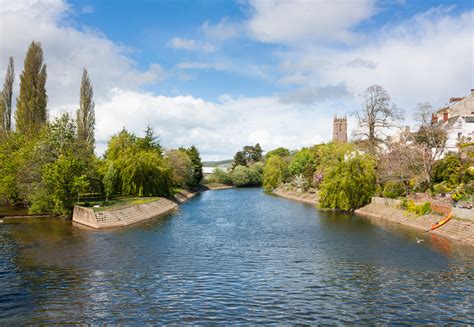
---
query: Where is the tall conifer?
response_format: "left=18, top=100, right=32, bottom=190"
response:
left=76, top=68, right=95, bottom=150
left=15, top=41, right=48, bottom=135
left=0, top=57, right=14, bottom=132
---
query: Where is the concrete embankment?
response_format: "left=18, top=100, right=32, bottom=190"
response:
left=356, top=202, right=474, bottom=246
left=73, top=190, right=197, bottom=229
left=272, top=187, right=319, bottom=205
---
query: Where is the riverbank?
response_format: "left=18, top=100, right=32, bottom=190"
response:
left=272, top=186, right=319, bottom=205
left=356, top=203, right=474, bottom=246
left=73, top=189, right=198, bottom=229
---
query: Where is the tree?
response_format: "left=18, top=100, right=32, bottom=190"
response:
left=263, top=155, right=288, bottom=191
left=76, top=68, right=95, bottom=150
left=138, top=125, right=162, bottom=154
left=413, top=102, right=449, bottom=184
left=72, top=175, right=90, bottom=203
left=16, top=41, right=48, bottom=135
left=233, top=150, right=247, bottom=168
left=103, top=163, right=118, bottom=201
left=104, top=128, right=173, bottom=197
left=353, top=85, right=403, bottom=151
left=167, top=149, right=193, bottom=187
left=288, top=147, right=317, bottom=181
left=0, top=57, right=14, bottom=132
left=319, top=153, right=376, bottom=210
left=186, top=145, right=203, bottom=187
left=230, top=165, right=262, bottom=187
left=232, top=144, right=264, bottom=168
left=265, top=147, right=290, bottom=159
left=251, top=143, right=263, bottom=162
left=377, top=141, right=425, bottom=196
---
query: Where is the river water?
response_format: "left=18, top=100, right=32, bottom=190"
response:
left=0, top=188, right=472, bottom=324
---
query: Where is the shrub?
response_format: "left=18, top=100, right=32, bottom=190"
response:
left=208, top=168, right=232, bottom=185
left=382, top=181, right=406, bottom=198
left=230, top=165, right=261, bottom=187
left=263, top=156, right=288, bottom=191
left=406, top=200, right=431, bottom=216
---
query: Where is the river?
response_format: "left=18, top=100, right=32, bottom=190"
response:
left=0, top=188, right=472, bottom=324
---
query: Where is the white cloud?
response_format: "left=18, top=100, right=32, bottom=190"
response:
left=275, top=7, right=474, bottom=114
left=95, top=89, right=334, bottom=160
left=319, top=8, right=474, bottom=111
left=202, top=18, right=241, bottom=40
left=278, top=84, right=351, bottom=105
left=0, top=0, right=165, bottom=111
left=245, top=0, right=377, bottom=43
left=168, top=37, right=216, bottom=52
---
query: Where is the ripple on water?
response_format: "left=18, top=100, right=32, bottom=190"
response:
left=0, top=188, right=473, bottom=325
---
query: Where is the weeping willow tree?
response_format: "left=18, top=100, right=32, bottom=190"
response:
left=103, top=127, right=173, bottom=198
left=319, top=152, right=376, bottom=211
left=117, top=151, right=173, bottom=197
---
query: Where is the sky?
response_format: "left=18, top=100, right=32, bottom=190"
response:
left=0, top=0, right=473, bottom=160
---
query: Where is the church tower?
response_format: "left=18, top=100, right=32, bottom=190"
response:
left=333, top=115, right=347, bottom=143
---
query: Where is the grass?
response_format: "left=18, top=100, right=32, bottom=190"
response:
left=78, top=196, right=162, bottom=212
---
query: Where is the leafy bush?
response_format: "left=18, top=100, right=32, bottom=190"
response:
left=230, top=165, right=262, bottom=187
left=433, top=182, right=450, bottom=194
left=406, top=200, right=431, bottom=216
left=263, top=156, right=288, bottom=191
left=207, top=168, right=232, bottom=185
left=382, top=181, right=406, bottom=198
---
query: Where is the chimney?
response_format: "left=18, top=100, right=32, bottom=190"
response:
left=471, top=88, right=474, bottom=96
left=405, top=125, right=410, bottom=134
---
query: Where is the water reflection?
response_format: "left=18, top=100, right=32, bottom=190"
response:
left=0, top=189, right=472, bottom=325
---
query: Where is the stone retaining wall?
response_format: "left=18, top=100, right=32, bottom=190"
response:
left=356, top=203, right=474, bottom=246
left=453, top=207, right=474, bottom=221
left=371, top=197, right=402, bottom=208
left=273, top=188, right=319, bottom=205
left=73, top=198, right=178, bottom=229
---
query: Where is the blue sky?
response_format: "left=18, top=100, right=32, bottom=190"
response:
left=0, top=0, right=473, bottom=159
left=65, top=0, right=472, bottom=101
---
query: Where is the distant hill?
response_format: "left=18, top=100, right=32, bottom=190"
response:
left=202, top=159, right=233, bottom=168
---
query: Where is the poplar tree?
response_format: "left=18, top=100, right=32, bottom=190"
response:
left=0, top=57, right=14, bottom=132
left=76, top=68, right=95, bottom=149
left=15, top=41, right=48, bottom=135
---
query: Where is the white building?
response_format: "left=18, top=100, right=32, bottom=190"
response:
left=432, top=89, right=474, bottom=152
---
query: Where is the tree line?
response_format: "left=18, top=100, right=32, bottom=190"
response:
left=206, top=85, right=472, bottom=211
left=0, top=41, right=203, bottom=216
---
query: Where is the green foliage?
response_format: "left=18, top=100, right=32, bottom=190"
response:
left=207, top=168, right=232, bottom=185
left=36, top=154, right=86, bottom=216
left=230, top=165, right=262, bottom=187
left=265, top=147, right=290, bottom=159
left=406, top=200, right=431, bottom=216
left=167, top=149, right=193, bottom=187
left=103, top=163, right=118, bottom=201
left=432, top=182, right=451, bottom=194
left=382, top=181, right=406, bottom=199
left=233, top=150, right=247, bottom=168
left=186, top=145, right=203, bottom=187
left=105, top=127, right=174, bottom=197
left=76, top=68, right=95, bottom=151
left=15, top=41, right=48, bottom=135
left=431, top=153, right=462, bottom=189
left=232, top=143, right=263, bottom=168
left=1, top=57, right=14, bottom=132
left=288, top=147, right=317, bottom=180
left=319, top=153, right=376, bottom=211
left=263, top=155, right=288, bottom=191
left=117, top=151, right=173, bottom=197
